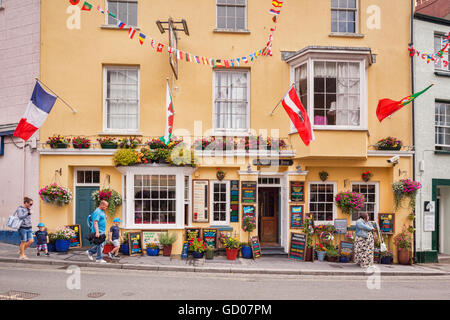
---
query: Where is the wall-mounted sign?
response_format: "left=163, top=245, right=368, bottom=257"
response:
left=252, top=159, right=294, bottom=166
left=202, top=228, right=218, bottom=248
left=379, top=213, right=395, bottom=234
left=241, top=181, right=257, bottom=203
left=289, top=232, right=307, bottom=261
left=128, top=231, right=143, bottom=256
left=251, top=236, right=261, bottom=258
left=334, top=219, right=348, bottom=234
left=66, top=224, right=81, bottom=248
left=230, top=180, right=240, bottom=223
left=424, top=201, right=435, bottom=232
left=243, top=205, right=256, bottom=225
left=193, top=180, right=209, bottom=222
left=142, top=231, right=168, bottom=249
left=290, top=205, right=304, bottom=229
left=290, top=181, right=304, bottom=202
left=339, top=241, right=354, bottom=259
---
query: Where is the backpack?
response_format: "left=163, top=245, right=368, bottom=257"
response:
left=87, top=214, right=93, bottom=231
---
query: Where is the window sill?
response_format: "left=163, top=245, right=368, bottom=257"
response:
left=210, top=225, right=233, bottom=231
left=329, top=32, right=365, bottom=38
left=213, top=28, right=251, bottom=35
left=434, top=71, right=450, bottom=77
left=98, top=131, right=142, bottom=136
left=434, top=150, right=450, bottom=155
left=100, top=24, right=140, bottom=31
left=212, top=130, right=251, bottom=137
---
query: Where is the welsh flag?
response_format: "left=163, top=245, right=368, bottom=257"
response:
left=376, top=84, right=433, bottom=122
left=159, top=81, right=174, bottom=145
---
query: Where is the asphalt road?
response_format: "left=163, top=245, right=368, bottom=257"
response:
left=0, top=262, right=449, bottom=300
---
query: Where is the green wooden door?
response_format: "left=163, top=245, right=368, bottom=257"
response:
left=76, top=187, right=99, bottom=247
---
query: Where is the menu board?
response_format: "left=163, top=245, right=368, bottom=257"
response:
left=241, top=181, right=257, bottom=203
left=290, top=205, right=304, bottom=229
left=289, top=232, right=307, bottom=261
left=193, top=180, right=209, bottom=222
left=242, top=205, right=256, bottom=225
left=128, top=231, right=143, bottom=256
left=334, top=219, right=348, bottom=234
left=142, top=231, right=168, bottom=249
left=66, top=224, right=81, bottom=248
left=230, top=180, right=240, bottom=222
left=290, top=181, right=304, bottom=202
left=339, top=241, right=354, bottom=258
left=202, top=228, right=217, bottom=248
left=379, top=213, right=395, bottom=234
left=185, top=228, right=202, bottom=248
left=250, top=236, right=261, bottom=259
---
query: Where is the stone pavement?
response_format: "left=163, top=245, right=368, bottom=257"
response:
left=0, top=242, right=449, bottom=276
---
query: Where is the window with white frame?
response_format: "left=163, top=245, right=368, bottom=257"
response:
left=331, top=0, right=357, bottom=33
left=309, top=183, right=335, bottom=222
left=351, top=183, right=378, bottom=222
left=434, top=34, right=450, bottom=72
left=216, top=0, right=246, bottom=30
left=210, top=181, right=230, bottom=225
left=435, top=101, right=450, bottom=151
left=76, top=170, right=100, bottom=184
left=213, top=70, right=249, bottom=132
left=104, top=66, right=139, bottom=132
left=134, top=175, right=176, bottom=225
left=107, top=0, right=138, bottom=26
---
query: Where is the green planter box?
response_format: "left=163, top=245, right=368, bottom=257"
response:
left=51, top=143, right=69, bottom=149
left=100, top=143, right=118, bottom=149
left=377, top=146, right=401, bottom=151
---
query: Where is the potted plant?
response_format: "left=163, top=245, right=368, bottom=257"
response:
left=97, top=137, right=118, bottom=149
left=362, top=171, right=373, bottom=182
left=380, top=251, right=394, bottom=264
left=72, top=136, right=91, bottom=149
left=408, top=213, right=416, bottom=221
left=205, top=246, right=214, bottom=260
left=91, top=188, right=122, bottom=215
left=119, top=137, right=142, bottom=149
left=120, top=232, right=129, bottom=255
left=326, top=246, right=339, bottom=262
left=147, top=138, right=167, bottom=149
left=315, top=243, right=327, bottom=261
left=303, top=218, right=314, bottom=261
left=241, top=217, right=255, bottom=259
left=136, top=147, right=153, bottom=164
left=374, top=137, right=402, bottom=151
left=48, top=232, right=57, bottom=252
left=154, top=147, right=170, bottom=164
left=146, top=243, right=160, bottom=256
left=220, top=234, right=241, bottom=260
left=394, top=226, right=412, bottom=265
left=54, top=227, right=76, bottom=252
left=39, top=183, right=73, bottom=206
left=113, top=149, right=138, bottom=166
left=392, top=179, right=422, bottom=211
left=335, top=191, right=365, bottom=215
left=103, top=241, right=115, bottom=254
left=339, top=251, right=351, bottom=263
left=47, top=135, right=70, bottom=149
left=159, top=232, right=177, bottom=256
left=319, top=171, right=328, bottom=182
left=190, top=237, right=206, bottom=258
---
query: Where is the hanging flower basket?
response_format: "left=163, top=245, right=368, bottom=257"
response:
left=362, top=171, right=373, bottom=182
left=335, top=191, right=365, bottom=215
left=392, top=179, right=422, bottom=211
left=92, top=188, right=122, bottom=215
left=39, top=183, right=73, bottom=206
left=216, top=168, right=225, bottom=181
left=374, top=137, right=402, bottom=150
left=319, top=171, right=329, bottom=182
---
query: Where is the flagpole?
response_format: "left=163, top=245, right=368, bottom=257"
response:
left=269, top=83, right=295, bottom=116
left=35, top=78, right=78, bottom=114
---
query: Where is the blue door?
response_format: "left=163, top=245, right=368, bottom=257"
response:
left=76, top=187, right=99, bottom=247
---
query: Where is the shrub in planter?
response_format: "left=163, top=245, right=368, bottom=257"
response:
left=154, top=147, right=171, bottom=163
left=39, top=183, right=73, bottom=206
left=113, top=149, right=138, bottom=166
left=47, top=135, right=70, bottom=149
left=147, top=138, right=167, bottom=149
left=380, top=251, right=394, bottom=264
left=394, top=226, right=412, bottom=265
left=315, top=243, right=327, bottom=261
left=189, top=238, right=206, bottom=258
left=335, top=191, right=365, bottom=215
left=159, top=232, right=177, bottom=256
left=91, top=188, right=122, bottom=215
left=97, top=137, right=118, bottom=149
left=205, top=246, right=214, bottom=260
left=54, top=227, right=76, bottom=252
left=340, top=251, right=351, bottom=263
left=240, top=242, right=253, bottom=259
left=303, top=219, right=315, bottom=261
left=146, top=243, right=160, bottom=256
left=220, top=234, right=241, bottom=260
left=325, top=246, right=339, bottom=262
left=72, top=136, right=91, bottom=149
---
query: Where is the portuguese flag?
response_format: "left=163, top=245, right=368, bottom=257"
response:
left=376, top=84, right=433, bottom=122
left=81, top=1, right=92, bottom=11
left=159, top=80, right=174, bottom=146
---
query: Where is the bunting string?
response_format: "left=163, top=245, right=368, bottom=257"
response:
left=408, top=32, right=450, bottom=68
left=72, top=0, right=285, bottom=68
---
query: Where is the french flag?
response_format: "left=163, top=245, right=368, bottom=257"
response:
left=13, top=82, right=57, bottom=141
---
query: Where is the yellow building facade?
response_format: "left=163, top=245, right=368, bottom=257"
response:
left=39, top=0, right=415, bottom=261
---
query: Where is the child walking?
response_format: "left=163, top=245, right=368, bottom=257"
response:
left=108, top=218, right=122, bottom=258
left=35, top=223, right=50, bottom=256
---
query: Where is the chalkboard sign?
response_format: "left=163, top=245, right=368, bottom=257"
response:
left=339, top=241, right=354, bottom=259
left=181, top=241, right=189, bottom=259
left=185, top=228, right=201, bottom=250
left=379, top=213, right=395, bottom=234
left=142, top=231, right=168, bottom=249
left=289, top=232, right=307, bottom=261
left=128, top=231, right=143, bottom=256
left=202, top=228, right=218, bottom=248
left=241, top=181, right=257, bottom=203
left=290, top=205, right=304, bottom=229
left=251, top=236, right=261, bottom=259
left=290, top=181, right=304, bottom=202
left=193, top=180, right=209, bottom=222
left=66, top=224, right=81, bottom=248
left=334, top=219, right=348, bottom=234
left=242, top=205, right=256, bottom=225
left=230, top=180, right=240, bottom=222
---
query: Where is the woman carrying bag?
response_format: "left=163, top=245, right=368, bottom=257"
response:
left=354, top=212, right=377, bottom=268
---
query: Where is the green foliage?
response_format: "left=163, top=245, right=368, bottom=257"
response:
left=113, top=149, right=138, bottom=166
left=159, top=232, right=177, bottom=246
left=325, top=246, right=339, bottom=257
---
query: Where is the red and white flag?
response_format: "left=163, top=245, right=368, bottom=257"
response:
left=128, top=27, right=136, bottom=39
left=281, top=86, right=314, bottom=146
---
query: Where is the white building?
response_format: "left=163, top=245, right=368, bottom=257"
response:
left=413, top=12, right=450, bottom=263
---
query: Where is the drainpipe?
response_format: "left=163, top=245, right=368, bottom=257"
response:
left=410, top=0, right=417, bottom=263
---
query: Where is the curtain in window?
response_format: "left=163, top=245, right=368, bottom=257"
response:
left=336, top=62, right=360, bottom=126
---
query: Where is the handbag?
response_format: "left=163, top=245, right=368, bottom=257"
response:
left=376, top=222, right=387, bottom=252
left=7, top=209, right=22, bottom=230
left=87, top=233, right=106, bottom=245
